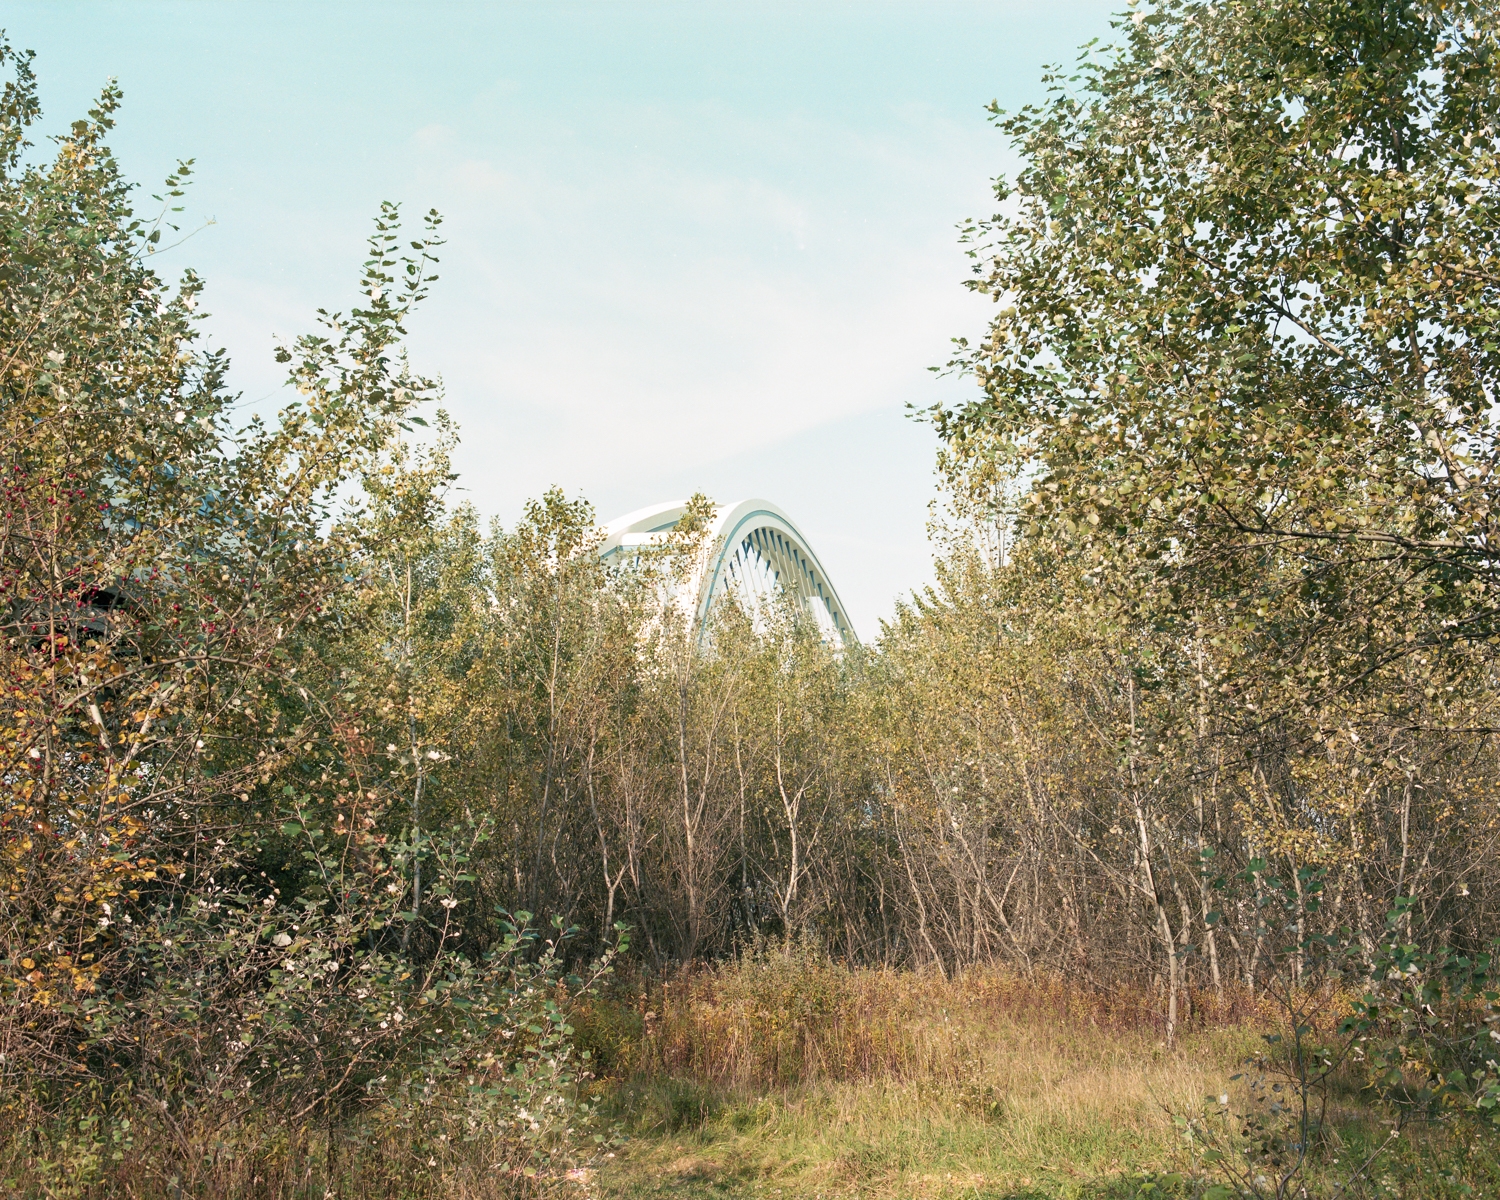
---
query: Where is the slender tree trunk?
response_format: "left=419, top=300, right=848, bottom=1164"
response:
left=1128, top=674, right=1177, bottom=1047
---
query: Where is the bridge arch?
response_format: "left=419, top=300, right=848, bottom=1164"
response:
left=599, top=498, right=856, bottom=644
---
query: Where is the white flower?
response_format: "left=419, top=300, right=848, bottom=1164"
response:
left=1218, top=1094, right=1229, bottom=1105
left=175, top=411, right=187, bottom=423
left=273, top=933, right=292, bottom=947
left=440, top=897, right=459, bottom=910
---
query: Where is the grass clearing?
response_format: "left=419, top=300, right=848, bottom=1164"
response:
left=581, top=947, right=1498, bottom=1199
left=595, top=1020, right=1239, bottom=1199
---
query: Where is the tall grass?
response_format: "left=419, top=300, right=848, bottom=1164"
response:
left=592, top=941, right=1499, bottom=1199
left=586, top=939, right=1246, bottom=1196
left=630, top=936, right=1266, bottom=1091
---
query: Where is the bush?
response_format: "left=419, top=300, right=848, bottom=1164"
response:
left=0, top=811, right=626, bottom=1197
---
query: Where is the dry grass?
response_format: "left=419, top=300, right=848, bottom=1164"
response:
left=584, top=944, right=1496, bottom=1199
left=631, top=943, right=1268, bottom=1091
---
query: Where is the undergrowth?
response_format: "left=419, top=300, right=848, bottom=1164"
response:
left=5, top=937, right=1497, bottom=1197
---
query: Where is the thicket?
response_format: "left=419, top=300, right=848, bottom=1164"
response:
left=3, top=1, right=1500, bottom=1196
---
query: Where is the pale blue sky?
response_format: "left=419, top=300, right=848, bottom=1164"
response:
left=13, top=1, right=1118, bottom=636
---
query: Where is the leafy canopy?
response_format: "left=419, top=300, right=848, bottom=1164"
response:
left=931, top=0, right=1500, bottom=701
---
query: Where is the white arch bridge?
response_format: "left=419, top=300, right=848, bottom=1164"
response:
left=600, top=499, right=856, bottom=644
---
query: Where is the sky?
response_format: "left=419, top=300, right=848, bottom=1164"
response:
left=11, top=1, right=1120, bottom=638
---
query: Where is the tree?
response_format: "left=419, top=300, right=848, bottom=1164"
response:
left=0, top=44, right=628, bottom=1193
left=0, top=41, right=431, bottom=1060
left=921, top=0, right=1500, bottom=978
left=930, top=0, right=1500, bottom=714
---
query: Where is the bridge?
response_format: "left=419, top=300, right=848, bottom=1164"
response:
left=599, top=499, right=856, bottom=644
